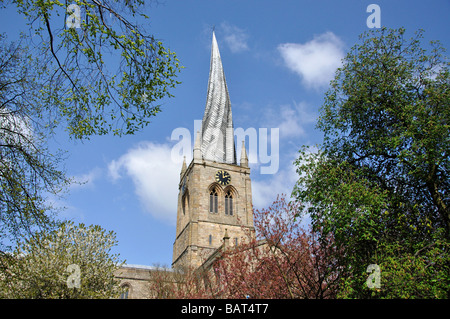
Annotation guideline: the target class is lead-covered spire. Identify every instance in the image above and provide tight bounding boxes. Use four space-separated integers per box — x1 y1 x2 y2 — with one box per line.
201 31 236 164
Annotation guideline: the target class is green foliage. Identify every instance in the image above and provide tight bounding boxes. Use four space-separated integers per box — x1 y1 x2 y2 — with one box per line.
10 0 182 139
319 27 449 236
293 28 449 298
0 221 124 298
0 35 70 253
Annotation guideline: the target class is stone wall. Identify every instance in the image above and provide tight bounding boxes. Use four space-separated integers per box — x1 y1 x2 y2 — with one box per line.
114 265 153 299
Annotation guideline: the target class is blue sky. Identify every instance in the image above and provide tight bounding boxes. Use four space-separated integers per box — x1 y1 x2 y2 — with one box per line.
1 0 449 267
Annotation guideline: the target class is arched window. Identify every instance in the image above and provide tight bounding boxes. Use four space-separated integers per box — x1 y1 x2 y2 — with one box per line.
225 191 233 215
209 188 218 213
120 284 131 299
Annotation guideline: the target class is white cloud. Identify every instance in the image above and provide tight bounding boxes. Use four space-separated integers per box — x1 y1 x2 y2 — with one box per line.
108 142 180 225
279 105 305 137
251 157 299 210
0 107 35 147
278 32 345 89
71 167 101 190
251 146 320 228
221 22 249 53
278 101 317 138
262 101 317 139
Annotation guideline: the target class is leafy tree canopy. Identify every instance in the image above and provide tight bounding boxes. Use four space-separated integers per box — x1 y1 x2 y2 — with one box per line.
3 0 182 139
0 35 70 253
293 28 449 298
0 221 124 298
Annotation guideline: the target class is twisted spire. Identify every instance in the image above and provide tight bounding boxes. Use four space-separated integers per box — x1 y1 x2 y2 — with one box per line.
201 32 236 164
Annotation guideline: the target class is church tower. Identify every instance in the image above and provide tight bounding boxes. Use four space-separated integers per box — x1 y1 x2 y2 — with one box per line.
172 32 254 271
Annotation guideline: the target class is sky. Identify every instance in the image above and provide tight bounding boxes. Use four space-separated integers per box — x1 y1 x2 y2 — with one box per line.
1 0 449 267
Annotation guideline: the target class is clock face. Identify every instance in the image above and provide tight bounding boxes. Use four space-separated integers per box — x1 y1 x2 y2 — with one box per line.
215 170 231 186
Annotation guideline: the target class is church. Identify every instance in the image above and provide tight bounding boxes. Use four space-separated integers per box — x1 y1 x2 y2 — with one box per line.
115 32 255 298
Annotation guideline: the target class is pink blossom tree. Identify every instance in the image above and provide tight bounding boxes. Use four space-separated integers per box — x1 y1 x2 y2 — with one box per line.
212 195 342 299
149 195 342 299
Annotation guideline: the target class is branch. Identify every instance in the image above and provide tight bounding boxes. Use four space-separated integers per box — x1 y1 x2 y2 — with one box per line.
43 10 79 93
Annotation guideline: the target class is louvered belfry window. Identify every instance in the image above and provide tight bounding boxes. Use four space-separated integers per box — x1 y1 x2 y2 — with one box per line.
225 191 233 215
210 189 218 213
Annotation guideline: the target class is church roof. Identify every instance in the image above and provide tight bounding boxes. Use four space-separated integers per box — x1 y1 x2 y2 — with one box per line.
200 31 236 164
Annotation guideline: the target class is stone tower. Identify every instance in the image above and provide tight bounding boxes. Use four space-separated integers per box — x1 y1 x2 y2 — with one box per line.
172 32 254 271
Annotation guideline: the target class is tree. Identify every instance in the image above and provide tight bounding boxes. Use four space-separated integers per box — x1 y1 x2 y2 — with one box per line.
0 35 70 256
5 0 182 139
0 221 124 298
212 195 341 299
293 28 449 298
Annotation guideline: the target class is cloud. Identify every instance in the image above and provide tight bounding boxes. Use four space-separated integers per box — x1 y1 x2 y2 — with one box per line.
0 107 35 147
277 101 317 138
262 101 317 139
71 168 101 190
278 32 345 89
251 155 299 210
221 22 249 53
251 146 320 228
108 142 180 225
